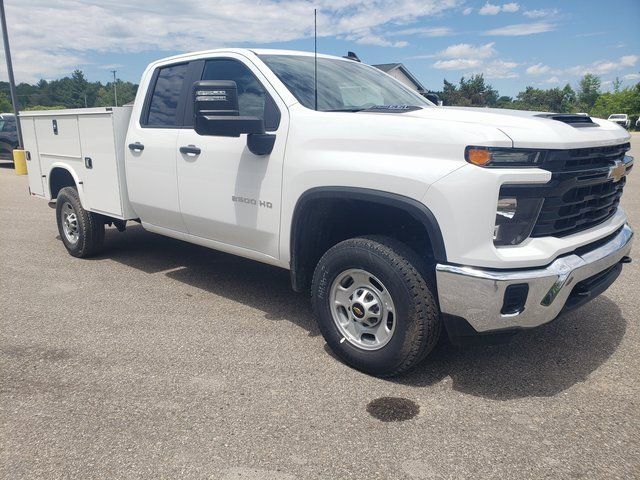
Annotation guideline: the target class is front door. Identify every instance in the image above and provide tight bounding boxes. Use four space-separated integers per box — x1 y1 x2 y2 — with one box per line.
176 55 288 259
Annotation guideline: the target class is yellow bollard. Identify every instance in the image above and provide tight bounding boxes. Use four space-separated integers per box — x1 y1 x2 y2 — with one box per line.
13 149 27 175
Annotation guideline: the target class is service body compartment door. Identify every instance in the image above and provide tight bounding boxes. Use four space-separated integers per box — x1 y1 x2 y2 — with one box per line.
34 115 84 190
19 116 45 196
78 114 122 216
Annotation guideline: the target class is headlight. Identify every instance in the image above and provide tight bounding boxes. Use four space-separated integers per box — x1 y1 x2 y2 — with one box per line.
466 147 545 167
493 196 543 246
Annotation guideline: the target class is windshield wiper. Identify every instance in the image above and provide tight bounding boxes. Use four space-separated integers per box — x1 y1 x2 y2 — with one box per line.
323 108 367 112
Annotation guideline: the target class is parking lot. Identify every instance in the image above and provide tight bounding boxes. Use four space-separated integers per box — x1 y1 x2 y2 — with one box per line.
1 134 639 479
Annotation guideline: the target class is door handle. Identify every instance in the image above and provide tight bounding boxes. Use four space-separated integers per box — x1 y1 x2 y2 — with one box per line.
128 142 144 152
180 145 201 155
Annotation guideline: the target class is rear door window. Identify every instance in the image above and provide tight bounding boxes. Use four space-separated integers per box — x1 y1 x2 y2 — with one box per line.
146 63 188 127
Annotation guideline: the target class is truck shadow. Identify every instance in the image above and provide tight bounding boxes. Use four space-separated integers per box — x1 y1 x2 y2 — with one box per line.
394 297 626 399
98 224 319 337
100 224 626 400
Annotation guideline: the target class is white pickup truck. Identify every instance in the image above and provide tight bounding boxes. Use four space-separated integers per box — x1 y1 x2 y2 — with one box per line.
21 49 634 376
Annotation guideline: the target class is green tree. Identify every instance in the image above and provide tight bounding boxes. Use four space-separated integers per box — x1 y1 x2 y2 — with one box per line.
0 91 12 112
440 75 498 107
590 83 640 119
577 74 601 112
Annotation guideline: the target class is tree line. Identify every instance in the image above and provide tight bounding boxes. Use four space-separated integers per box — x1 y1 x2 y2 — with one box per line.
0 69 638 129
0 70 137 112
434 73 640 128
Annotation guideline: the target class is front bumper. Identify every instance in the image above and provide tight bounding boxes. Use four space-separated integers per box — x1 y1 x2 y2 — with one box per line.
435 223 633 333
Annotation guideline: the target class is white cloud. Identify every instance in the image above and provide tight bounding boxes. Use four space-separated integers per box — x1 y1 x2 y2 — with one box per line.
484 60 519 78
0 0 463 82
429 41 516 77
623 73 640 81
436 42 496 59
526 63 551 75
544 76 560 84
566 55 639 76
462 7 473 15
478 2 519 15
502 3 520 13
433 58 483 70
344 31 408 47
484 22 556 36
479 2 502 15
390 26 453 37
523 8 559 18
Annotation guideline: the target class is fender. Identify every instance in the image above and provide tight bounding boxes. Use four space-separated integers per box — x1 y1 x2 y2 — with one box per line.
290 186 448 291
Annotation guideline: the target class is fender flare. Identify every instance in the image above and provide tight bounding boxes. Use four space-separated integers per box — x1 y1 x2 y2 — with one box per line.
47 162 87 208
290 186 448 290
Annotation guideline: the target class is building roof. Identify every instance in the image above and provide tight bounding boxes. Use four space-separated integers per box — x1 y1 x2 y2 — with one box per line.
372 63 427 93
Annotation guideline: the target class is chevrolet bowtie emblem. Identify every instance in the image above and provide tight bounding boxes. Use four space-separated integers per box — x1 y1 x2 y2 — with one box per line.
608 160 627 183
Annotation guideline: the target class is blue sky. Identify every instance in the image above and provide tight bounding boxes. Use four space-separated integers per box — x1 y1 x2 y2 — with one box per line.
1 0 639 96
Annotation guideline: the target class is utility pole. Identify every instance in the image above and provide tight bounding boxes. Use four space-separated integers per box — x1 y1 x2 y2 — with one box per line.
111 69 118 107
0 0 23 148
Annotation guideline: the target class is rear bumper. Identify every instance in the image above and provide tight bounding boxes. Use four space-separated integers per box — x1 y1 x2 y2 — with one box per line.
435 223 633 334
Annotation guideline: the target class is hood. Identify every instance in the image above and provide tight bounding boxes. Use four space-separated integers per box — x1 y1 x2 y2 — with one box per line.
369 106 631 150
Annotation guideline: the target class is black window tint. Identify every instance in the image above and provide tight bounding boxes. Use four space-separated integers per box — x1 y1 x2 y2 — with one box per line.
202 59 268 121
147 63 188 126
4 119 16 132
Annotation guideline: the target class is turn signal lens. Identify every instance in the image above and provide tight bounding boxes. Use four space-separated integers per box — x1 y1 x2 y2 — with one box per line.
465 147 545 167
466 148 492 166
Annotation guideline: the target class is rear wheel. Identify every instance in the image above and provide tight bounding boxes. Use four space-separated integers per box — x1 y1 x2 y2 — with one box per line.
311 236 441 377
56 186 105 258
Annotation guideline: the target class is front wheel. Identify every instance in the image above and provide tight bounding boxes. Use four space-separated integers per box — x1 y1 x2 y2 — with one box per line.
311 236 441 377
56 186 105 258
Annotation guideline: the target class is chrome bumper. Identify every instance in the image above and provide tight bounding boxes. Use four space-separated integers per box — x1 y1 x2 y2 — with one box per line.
435 224 633 333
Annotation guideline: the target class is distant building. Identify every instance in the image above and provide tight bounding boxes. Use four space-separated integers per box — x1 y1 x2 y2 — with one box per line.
372 63 427 95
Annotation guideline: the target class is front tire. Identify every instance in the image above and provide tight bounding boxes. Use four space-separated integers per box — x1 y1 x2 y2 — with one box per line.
56 186 105 258
311 236 441 377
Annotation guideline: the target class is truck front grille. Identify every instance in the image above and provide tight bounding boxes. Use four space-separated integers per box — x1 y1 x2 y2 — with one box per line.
500 143 633 239
531 143 632 238
531 177 626 237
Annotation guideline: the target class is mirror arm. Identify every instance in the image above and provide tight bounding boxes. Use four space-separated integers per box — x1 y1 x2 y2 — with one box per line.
247 133 276 156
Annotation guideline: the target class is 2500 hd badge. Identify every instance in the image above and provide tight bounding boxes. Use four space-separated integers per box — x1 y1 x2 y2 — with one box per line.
231 195 273 209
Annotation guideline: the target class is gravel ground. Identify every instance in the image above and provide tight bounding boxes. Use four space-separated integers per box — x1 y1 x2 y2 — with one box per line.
1 134 639 479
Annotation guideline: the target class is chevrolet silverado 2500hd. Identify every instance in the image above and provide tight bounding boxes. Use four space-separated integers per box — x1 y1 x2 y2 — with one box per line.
21 49 634 376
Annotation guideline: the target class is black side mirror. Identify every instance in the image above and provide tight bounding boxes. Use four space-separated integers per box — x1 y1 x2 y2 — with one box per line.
193 80 276 155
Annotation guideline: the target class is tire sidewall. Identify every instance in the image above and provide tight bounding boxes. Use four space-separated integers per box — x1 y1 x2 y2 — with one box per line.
313 243 422 375
56 188 87 257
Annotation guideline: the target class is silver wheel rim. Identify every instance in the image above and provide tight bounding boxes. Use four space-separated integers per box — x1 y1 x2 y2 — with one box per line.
329 268 396 351
61 202 79 244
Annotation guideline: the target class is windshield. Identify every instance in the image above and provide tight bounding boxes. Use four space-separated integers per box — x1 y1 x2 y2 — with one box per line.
609 114 626 119
259 54 430 112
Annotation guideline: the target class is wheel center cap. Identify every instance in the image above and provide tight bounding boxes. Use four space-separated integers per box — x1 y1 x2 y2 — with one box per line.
352 303 365 319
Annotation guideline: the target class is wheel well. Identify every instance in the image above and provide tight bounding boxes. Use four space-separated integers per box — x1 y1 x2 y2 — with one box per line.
49 168 76 199
290 188 446 292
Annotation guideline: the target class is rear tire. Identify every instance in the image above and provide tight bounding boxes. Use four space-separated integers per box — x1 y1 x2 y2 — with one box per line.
311 236 441 377
56 186 105 258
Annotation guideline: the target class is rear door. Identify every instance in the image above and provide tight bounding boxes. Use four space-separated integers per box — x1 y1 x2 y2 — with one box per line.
125 62 191 232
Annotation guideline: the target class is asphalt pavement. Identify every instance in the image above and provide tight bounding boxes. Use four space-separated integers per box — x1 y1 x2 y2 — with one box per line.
1 134 639 479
